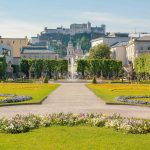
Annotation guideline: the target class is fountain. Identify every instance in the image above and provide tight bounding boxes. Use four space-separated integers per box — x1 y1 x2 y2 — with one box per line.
70 57 74 80
66 57 78 82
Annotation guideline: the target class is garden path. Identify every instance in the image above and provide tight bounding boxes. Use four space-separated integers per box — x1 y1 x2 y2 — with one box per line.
1 83 150 119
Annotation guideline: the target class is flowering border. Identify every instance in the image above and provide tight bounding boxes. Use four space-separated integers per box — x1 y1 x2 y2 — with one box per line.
0 113 150 134
0 94 32 103
115 96 150 105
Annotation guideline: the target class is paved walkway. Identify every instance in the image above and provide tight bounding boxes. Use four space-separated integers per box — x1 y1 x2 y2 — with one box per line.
1 83 150 119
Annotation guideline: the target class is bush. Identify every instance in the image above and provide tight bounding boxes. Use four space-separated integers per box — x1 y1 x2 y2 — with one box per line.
92 76 97 84
43 76 49 83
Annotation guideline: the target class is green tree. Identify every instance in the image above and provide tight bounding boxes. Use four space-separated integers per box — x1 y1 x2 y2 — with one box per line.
77 59 122 79
20 59 30 77
0 56 7 79
89 44 111 59
34 59 43 78
77 59 88 78
134 54 150 80
57 60 68 77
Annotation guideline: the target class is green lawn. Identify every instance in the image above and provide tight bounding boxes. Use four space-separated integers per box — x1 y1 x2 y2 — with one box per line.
0 126 149 150
87 84 150 105
0 83 59 105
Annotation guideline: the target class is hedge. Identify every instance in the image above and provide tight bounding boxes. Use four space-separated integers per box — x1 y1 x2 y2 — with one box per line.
135 54 150 80
77 59 122 78
20 59 68 78
0 56 6 79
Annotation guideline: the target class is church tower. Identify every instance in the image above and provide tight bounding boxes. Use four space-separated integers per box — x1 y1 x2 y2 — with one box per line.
67 40 75 64
75 42 83 55
67 40 74 56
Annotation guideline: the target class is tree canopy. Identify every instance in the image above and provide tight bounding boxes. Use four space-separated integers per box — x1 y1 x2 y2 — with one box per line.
88 44 111 59
77 59 122 78
0 56 6 79
20 59 68 79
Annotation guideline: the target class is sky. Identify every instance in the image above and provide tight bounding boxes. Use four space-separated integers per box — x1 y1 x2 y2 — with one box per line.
0 0 150 38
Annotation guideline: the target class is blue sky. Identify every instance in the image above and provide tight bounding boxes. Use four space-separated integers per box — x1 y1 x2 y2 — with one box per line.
0 0 150 38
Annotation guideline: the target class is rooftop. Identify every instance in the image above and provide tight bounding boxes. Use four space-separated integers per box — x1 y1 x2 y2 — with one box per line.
136 36 150 41
111 42 128 48
22 50 57 54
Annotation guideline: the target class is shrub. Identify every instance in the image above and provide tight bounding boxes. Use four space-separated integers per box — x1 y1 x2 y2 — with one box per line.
43 76 49 83
92 76 97 84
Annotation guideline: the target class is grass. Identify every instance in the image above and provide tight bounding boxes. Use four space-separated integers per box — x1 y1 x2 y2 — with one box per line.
0 83 59 105
0 126 149 150
87 84 150 105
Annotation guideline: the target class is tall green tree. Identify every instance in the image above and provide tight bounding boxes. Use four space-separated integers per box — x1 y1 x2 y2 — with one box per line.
77 59 88 78
89 44 111 59
0 56 6 79
77 59 122 79
20 59 30 77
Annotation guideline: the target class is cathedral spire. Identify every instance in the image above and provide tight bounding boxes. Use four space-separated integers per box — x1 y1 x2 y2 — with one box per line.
76 42 81 50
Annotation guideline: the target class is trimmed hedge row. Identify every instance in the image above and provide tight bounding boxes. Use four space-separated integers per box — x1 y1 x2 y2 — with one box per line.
135 54 150 80
0 56 6 79
20 59 68 78
77 59 122 78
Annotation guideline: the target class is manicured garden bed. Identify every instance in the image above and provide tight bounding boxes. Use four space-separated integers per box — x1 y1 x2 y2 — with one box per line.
0 113 150 149
87 84 150 106
0 126 149 150
0 113 150 150
0 83 59 105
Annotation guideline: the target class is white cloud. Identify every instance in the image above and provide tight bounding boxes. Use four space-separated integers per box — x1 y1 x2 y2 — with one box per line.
0 20 44 38
0 19 72 38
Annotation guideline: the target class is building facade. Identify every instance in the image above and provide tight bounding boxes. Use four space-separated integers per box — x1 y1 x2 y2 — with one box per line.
0 44 13 63
91 33 130 47
0 37 29 65
66 41 83 64
109 36 150 67
0 37 28 58
21 46 59 60
110 42 128 66
66 41 83 77
126 36 150 65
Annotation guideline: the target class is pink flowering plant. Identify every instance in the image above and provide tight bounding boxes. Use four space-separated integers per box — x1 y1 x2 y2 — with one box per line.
0 113 150 134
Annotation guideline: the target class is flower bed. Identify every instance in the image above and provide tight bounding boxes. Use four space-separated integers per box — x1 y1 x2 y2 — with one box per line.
0 113 150 134
115 96 150 105
0 94 32 103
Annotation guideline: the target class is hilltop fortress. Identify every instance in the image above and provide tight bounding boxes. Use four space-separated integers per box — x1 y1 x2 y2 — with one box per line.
43 22 106 35
32 22 106 44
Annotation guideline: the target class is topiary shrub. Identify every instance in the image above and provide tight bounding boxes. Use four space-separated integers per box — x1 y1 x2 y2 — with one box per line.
92 76 97 84
43 76 49 83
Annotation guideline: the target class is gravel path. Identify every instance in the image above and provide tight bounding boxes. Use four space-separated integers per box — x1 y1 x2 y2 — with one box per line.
1 83 150 119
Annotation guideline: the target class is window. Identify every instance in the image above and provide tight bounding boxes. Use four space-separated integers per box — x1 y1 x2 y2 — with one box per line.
148 47 150 50
140 46 143 50
2 49 11 56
